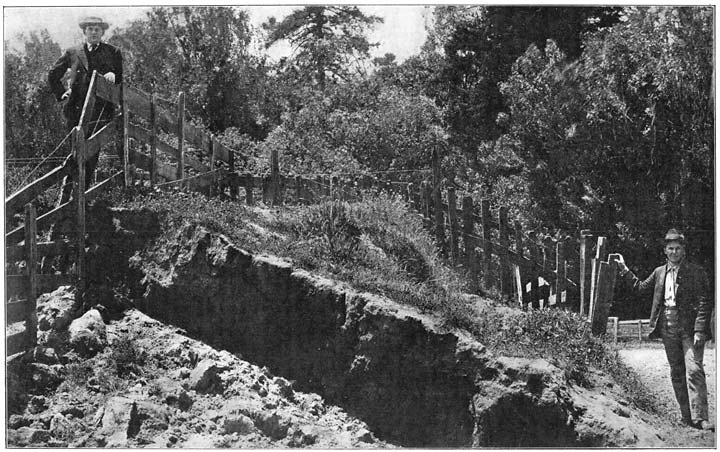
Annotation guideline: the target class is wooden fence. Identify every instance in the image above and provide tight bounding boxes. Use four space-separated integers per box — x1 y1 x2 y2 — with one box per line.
605 317 653 343
5 205 76 355
6 72 126 355
6 71 626 354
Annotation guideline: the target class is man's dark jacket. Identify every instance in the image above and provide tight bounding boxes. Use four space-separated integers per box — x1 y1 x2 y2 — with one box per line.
623 261 713 340
48 42 122 129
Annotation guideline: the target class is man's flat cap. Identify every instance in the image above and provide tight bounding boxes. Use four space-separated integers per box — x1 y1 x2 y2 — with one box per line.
665 228 685 243
79 16 109 30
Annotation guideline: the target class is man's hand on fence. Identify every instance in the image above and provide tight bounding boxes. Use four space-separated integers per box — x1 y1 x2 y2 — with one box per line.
694 332 706 347
61 89 72 101
616 254 629 275
103 72 116 84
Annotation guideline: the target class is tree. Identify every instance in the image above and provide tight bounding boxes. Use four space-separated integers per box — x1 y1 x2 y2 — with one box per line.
264 79 450 185
496 6 713 272
110 7 268 137
5 31 66 162
437 7 622 156
263 6 382 90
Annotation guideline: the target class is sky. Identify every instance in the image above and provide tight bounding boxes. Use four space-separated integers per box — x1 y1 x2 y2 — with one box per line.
3 5 431 62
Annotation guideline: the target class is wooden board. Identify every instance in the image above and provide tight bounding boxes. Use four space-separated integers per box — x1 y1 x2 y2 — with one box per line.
7 330 27 356
5 164 70 214
5 172 124 244
6 300 27 324
94 74 121 104
86 119 120 161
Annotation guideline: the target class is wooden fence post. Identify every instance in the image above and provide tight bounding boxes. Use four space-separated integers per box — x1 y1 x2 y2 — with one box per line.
245 174 254 205
481 199 493 289
499 207 511 297
226 145 237 199
422 181 433 228
556 239 567 306
123 88 131 187
332 176 339 201
589 236 607 320
529 232 540 308
514 221 524 307
176 92 185 186
579 230 592 316
432 148 445 252
271 148 281 205
74 127 86 306
149 93 157 186
209 134 217 197
296 176 304 204
590 253 620 335
447 187 459 264
24 204 38 348
461 196 478 287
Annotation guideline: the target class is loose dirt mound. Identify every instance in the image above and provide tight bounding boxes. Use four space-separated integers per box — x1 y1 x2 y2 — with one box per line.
619 342 716 447
7 304 388 448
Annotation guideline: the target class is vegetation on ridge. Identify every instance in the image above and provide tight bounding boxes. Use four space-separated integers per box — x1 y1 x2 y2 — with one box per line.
111 188 659 413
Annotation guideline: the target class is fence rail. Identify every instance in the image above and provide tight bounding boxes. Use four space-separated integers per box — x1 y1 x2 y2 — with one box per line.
5 205 77 355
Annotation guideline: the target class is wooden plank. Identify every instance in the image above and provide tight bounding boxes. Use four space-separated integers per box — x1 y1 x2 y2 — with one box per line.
589 236 607 320
123 86 151 120
130 150 176 181
78 71 98 133
556 240 566 305
514 221 525 306
214 141 231 165
86 119 119 162
447 187 459 264
7 330 27 356
24 204 38 348
123 85 131 187
183 121 211 152
177 92 185 184
498 207 511 296
6 275 26 299
579 230 591 316
184 153 210 174
75 127 86 303
461 197 477 283
128 123 180 160
6 165 70 215
528 232 540 308
5 273 71 301
150 94 157 186
94 74 121 104
5 169 123 249
6 300 27 324
481 199 492 288
269 149 280 206
185 172 214 192
431 149 445 252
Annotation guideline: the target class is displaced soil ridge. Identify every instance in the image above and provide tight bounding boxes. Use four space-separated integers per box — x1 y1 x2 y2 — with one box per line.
128 217 664 447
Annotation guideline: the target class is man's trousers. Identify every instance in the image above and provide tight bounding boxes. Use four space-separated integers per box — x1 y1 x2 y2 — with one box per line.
661 307 709 423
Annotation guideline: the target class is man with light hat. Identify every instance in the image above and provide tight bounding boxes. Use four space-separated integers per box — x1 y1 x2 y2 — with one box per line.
617 229 714 431
48 15 123 203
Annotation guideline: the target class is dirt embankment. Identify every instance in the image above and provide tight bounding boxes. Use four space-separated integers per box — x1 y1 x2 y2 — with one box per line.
6 206 676 447
130 215 666 447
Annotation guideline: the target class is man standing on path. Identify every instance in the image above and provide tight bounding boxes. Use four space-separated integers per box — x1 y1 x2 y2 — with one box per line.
48 16 123 204
617 229 714 431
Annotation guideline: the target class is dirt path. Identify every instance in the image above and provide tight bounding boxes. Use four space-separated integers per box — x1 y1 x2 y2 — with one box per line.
618 341 716 447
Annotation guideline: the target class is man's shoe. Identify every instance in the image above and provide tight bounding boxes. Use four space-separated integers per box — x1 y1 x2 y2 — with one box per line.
681 417 694 427
696 420 715 431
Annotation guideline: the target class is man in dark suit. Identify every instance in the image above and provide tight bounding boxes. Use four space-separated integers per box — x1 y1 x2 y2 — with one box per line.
48 16 123 204
618 229 714 431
